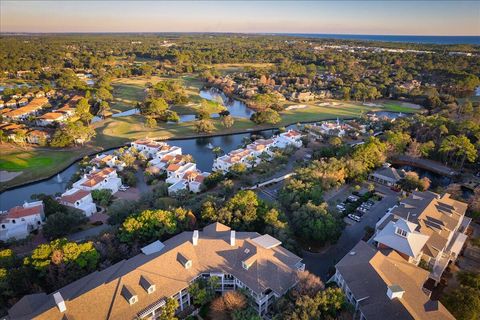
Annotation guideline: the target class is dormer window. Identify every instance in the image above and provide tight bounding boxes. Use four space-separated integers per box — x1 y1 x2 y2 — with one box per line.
121 285 138 305
395 227 408 238
139 275 156 294
177 253 192 269
242 261 250 270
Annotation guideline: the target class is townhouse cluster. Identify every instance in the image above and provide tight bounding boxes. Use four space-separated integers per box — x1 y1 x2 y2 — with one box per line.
331 191 469 319
305 118 367 139
132 138 209 195
8 222 305 319
0 93 82 145
212 129 303 173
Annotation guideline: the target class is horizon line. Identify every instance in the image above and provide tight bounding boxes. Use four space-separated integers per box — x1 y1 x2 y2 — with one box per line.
1 31 479 37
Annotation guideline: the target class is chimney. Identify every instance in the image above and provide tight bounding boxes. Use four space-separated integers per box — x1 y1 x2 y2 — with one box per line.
387 285 405 300
230 230 236 246
192 230 199 246
53 292 66 312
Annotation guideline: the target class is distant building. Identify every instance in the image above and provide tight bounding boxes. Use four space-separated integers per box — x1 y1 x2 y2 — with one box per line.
369 163 404 187
26 129 50 144
0 201 44 241
332 241 454 320
131 138 168 158
3 97 49 121
36 112 68 126
9 223 304 319
90 154 125 171
213 130 302 173
373 191 470 283
58 188 96 217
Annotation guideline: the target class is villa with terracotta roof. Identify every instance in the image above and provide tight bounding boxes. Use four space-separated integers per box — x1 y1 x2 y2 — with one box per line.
17 97 29 106
36 112 68 126
373 191 470 283
8 222 304 319
3 97 49 120
90 153 126 171
332 241 454 320
0 201 45 241
131 138 168 158
72 167 122 194
26 129 51 144
58 188 97 216
5 99 17 108
213 130 303 173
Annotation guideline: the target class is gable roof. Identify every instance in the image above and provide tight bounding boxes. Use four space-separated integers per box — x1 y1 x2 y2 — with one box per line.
336 241 454 320
9 223 302 320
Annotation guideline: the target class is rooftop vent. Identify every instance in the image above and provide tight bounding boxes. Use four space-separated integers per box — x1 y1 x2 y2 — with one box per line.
139 275 156 294
230 230 236 246
387 284 405 300
53 292 66 313
349 251 356 256
192 230 199 246
121 285 138 305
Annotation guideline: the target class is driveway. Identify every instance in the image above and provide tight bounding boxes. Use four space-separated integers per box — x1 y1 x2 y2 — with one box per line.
303 183 399 280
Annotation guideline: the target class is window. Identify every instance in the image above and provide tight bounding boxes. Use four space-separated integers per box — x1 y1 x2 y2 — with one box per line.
395 228 408 237
12 219 15 224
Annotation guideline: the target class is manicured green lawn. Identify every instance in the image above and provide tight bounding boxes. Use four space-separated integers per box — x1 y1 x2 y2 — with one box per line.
112 83 146 102
0 147 90 191
380 102 421 113
171 100 226 115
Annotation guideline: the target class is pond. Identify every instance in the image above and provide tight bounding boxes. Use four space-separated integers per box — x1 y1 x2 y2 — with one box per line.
91 88 253 124
367 111 407 119
392 164 452 189
0 128 282 210
200 88 255 119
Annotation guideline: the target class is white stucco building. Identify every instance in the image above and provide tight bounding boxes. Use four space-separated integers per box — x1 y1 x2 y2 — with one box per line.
0 201 45 241
58 188 97 217
73 167 122 194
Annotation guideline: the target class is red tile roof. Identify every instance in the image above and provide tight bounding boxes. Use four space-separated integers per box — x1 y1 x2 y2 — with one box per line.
5 204 43 219
60 189 91 204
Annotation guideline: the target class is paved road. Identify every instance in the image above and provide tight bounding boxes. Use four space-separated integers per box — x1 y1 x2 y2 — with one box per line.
67 224 112 242
302 184 399 280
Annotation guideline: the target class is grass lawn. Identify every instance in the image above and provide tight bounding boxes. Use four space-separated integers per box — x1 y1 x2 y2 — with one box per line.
0 146 93 191
171 99 226 115
212 63 273 73
380 101 422 113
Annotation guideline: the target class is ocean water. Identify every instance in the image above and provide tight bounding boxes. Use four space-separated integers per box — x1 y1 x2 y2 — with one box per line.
280 33 480 45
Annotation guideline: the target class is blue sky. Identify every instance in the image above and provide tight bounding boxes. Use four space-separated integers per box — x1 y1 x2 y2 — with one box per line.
1 1 479 35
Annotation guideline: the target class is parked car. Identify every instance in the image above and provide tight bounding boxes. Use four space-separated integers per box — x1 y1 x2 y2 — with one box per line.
348 214 361 222
347 195 360 202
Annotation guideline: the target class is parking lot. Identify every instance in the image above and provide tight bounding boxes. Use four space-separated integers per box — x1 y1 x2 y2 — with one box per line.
303 183 400 280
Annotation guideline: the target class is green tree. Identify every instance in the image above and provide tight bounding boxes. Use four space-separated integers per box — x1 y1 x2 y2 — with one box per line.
221 115 235 128
91 189 113 207
250 108 281 124
76 98 93 124
98 100 111 117
43 211 88 240
142 98 168 117
158 298 179 320
96 87 113 101
194 119 216 133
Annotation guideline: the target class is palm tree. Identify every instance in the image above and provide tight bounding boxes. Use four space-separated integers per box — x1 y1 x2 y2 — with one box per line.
212 146 223 159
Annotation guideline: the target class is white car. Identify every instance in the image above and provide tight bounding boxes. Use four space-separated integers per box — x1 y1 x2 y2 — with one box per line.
348 214 361 222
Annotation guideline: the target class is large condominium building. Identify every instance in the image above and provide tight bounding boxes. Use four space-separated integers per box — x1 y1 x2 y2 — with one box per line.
8 223 304 320
332 241 454 320
0 201 45 241
373 191 470 283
